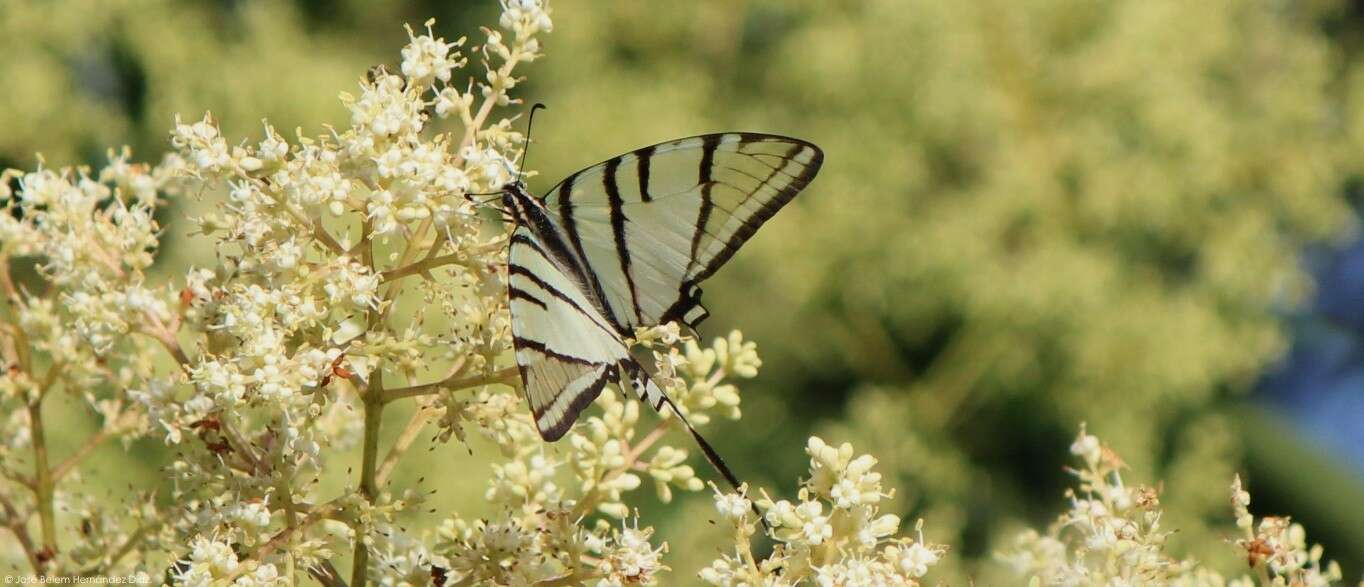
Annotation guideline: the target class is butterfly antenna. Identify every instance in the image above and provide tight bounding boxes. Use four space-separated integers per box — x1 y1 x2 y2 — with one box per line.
462 191 504 210
517 103 547 182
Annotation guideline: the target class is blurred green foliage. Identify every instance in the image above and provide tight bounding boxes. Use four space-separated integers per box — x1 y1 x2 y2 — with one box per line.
4 0 1363 582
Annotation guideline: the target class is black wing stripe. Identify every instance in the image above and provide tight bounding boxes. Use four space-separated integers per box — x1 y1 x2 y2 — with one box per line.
673 185 787 256
511 215 595 304
765 143 811 183
635 145 656 202
510 231 552 260
734 146 815 182
717 165 796 193
508 287 549 310
537 364 616 441
541 133 812 202
694 143 823 281
742 159 807 180
559 173 627 333
513 336 600 366
689 134 721 272
510 234 613 319
724 155 807 181
673 144 823 282
658 283 707 329
621 360 664 410
511 232 615 331
604 158 643 323
736 132 764 148
745 150 811 165
507 265 619 338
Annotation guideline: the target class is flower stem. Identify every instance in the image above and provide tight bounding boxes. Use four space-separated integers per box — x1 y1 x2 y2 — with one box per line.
28 400 56 567
52 412 135 482
277 472 299 583
374 402 436 488
226 502 343 584
0 492 41 571
379 253 462 283
573 422 670 519
80 521 152 576
352 216 383 587
351 376 384 587
380 366 518 403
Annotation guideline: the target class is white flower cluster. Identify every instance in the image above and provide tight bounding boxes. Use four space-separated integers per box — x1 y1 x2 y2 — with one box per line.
652 329 758 425
1000 426 1348 587
1 4 569 583
427 326 759 585
433 515 668 586
701 437 947 586
0 147 178 574
1230 475 1344 587
175 534 286 586
156 9 560 584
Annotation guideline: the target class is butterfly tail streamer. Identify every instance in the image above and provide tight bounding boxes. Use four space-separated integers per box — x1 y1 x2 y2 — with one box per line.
622 359 770 529
622 360 741 488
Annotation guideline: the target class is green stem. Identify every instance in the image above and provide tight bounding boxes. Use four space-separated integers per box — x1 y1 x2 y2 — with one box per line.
378 236 508 285
349 212 378 587
28 400 56 565
534 571 603 586
276 471 299 583
379 253 461 284
350 379 383 587
80 522 151 576
352 214 382 587
0 488 41 571
359 388 384 500
374 403 435 488
310 561 349 587
380 366 518 404
53 412 134 482
572 422 669 520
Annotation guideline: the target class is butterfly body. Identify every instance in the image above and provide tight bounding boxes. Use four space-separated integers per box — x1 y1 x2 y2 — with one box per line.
502 132 823 487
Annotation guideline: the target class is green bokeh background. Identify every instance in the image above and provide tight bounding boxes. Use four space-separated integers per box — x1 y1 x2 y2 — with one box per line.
4 0 1364 582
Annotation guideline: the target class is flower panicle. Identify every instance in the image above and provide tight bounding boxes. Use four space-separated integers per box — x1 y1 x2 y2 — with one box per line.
701 437 946 586
1000 426 1348 586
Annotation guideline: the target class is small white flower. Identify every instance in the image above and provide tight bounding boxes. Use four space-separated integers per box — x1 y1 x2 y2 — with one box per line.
401 19 464 90
233 500 273 528
714 492 752 521
598 524 665 585
1070 428 1101 465
798 501 832 545
831 477 862 509
898 542 939 578
765 499 797 528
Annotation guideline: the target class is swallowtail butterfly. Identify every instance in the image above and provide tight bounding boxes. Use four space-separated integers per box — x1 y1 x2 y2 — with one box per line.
499 120 823 490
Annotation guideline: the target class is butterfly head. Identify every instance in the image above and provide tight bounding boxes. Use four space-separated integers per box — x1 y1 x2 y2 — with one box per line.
499 181 521 211
499 180 542 223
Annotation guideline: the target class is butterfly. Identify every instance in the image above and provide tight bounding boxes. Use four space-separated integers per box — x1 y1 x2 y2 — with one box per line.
499 119 823 490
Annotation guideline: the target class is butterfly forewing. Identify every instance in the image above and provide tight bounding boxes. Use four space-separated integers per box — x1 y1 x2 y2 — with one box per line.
544 133 824 333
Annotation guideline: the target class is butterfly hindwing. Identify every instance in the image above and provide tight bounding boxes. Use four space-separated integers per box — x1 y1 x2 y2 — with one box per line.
508 226 630 440
544 133 824 333
508 228 714 447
